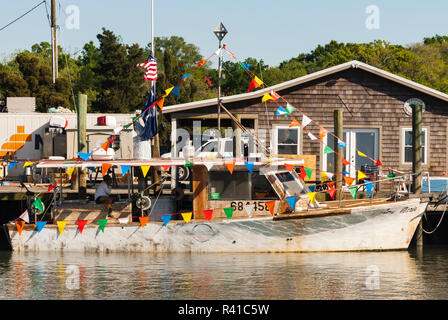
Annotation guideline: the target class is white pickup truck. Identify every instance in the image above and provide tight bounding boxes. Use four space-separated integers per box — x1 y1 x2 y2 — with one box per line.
161 137 265 180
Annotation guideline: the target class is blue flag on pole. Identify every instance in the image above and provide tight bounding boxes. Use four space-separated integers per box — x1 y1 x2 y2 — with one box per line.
139 84 158 141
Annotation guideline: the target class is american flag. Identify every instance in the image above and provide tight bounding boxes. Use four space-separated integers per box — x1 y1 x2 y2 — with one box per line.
136 54 158 81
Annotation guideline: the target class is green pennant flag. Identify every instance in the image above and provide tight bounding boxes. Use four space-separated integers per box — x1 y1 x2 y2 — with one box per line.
324 146 334 154
97 219 108 233
304 168 313 179
285 103 295 116
32 198 44 213
348 186 358 199
386 173 396 178
185 159 194 167
223 207 234 219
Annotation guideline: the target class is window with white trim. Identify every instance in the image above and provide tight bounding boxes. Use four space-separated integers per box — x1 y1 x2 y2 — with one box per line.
402 128 427 164
274 126 300 155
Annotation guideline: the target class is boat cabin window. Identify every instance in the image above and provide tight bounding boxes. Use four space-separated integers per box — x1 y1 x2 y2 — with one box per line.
274 171 306 196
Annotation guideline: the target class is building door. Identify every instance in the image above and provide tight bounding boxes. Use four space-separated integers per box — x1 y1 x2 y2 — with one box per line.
323 129 378 178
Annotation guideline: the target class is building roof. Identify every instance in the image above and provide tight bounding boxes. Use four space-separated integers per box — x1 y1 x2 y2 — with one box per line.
163 60 448 114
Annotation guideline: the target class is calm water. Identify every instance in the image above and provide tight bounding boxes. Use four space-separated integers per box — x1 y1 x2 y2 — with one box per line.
0 246 447 300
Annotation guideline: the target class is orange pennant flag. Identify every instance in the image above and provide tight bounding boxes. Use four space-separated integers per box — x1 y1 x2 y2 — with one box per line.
225 160 236 174
100 140 109 151
139 216 149 228
344 176 355 186
326 181 335 189
15 220 25 235
265 200 276 216
342 158 350 166
284 163 295 172
197 59 207 67
157 97 165 111
327 187 336 200
289 118 301 127
102 163 112 176
320 127 328 140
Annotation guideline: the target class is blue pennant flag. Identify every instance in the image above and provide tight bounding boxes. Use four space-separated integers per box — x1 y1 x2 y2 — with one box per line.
7 162 18 171
286 196 296 211
181 73 190 80
36 221 47 233
87 167 96 172
120 165 131 176
365 180 374 197
341 171 350 175
161 214 171 227
243 63 250 71
308 185 316 192
244 162 254 173
275 107 287 115
138 84 158 141
337 139 346 148
77 152 92 161
172 86 179 96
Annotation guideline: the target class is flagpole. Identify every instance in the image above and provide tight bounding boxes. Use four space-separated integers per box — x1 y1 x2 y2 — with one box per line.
150 0 161 193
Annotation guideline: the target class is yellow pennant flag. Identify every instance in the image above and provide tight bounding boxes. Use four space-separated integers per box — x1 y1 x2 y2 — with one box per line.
181 212 192 223
66 166 75 178
141 165 151 178
164 87 174 97
307 192 316 204
321 171 328 183
358 170 367 180
57 221 67 235
254 76 263 86
23 161 35 168
261 93 273 103
357 150 367 157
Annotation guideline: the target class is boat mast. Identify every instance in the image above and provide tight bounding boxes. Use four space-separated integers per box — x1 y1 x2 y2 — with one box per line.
51 0 58 83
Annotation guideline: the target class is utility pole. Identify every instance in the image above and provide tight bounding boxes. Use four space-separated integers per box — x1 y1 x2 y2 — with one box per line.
51 0 58 83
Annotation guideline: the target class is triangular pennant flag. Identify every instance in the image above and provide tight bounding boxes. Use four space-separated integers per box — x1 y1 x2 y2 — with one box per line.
77 220 87 233
47 182 58 192
337 139 346 148
15 220 25 235
223 207 234 219
23 161 35 168
254 76 263 86
141 165 151 178
375 158 383 166
197 59 207 67
285 103 295 115
77 152 92 161
36 221 47 233
161 165 171 171
324 146 334 154
139 216 149 228
326 181 335 189
247 76 263 92
348 186 358 199
308 185 316 192
244 204 255 218
172 86 179 96
270 91 280 101
204 163 214 171
181 73 190 80
344 176 355 186
325 172 334 180
307 192 316 204
225 160 236 174
320 127 328 140
299 167 307 180
181 212 192 223
327 187 336 200
100 140 109 151
284 163 294 172
365 180 374 197
321 171 328 183
289 118 301 127
302 115 312 127
164 86 174 96
97 219 107 233
265 200 276 216
387 173 396 178
357 150 367 157
120 165 131 176
203 209 213 221
244 161 254 173
185 159 194 167
261 93 273 103
102 163 112 177
305 168 313 179
57 221 67 235
7 162 18 171
32 198 44 213
358 170 367 180
156 97 165 111
342 158 350 166
286 196 296 211
275 106 287 115
307 132 318 140
19 210 29 223
341 171 350 175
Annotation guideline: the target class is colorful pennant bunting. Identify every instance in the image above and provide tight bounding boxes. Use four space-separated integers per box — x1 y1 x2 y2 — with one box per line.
102 163 112 176
357 150 367 157
244 161 254 173
262 93 273 103
224 207 234 219
324 146 333 154
36 221 47 233
302 115 312 127
320 127 328 140
225 160 236 174
100 140 109 151
77 220 87 234
203 209 213 221
141 165 151 178
247 76 263 92
7 162 18 170
344 176 355 186
266 200 276 216
182 212 192 223
358 170 367 180
284 163 295 172
285 103 295 115
365 181 374 197
327 187 336 200
289 118 301 127
275 106 287 115
15 220 25 235
139 216 149 228
337 139 346 148
77 152 92 161
98 219 107 233
161 214 171 227
348 186 358 199
185 159 194 167
307 132 318 140
286 196 296 211
33 198 44 213
307 192 316 204
375 158 383 166
305 168 313 179
308 185 316 192
244 204 255 218
121 165 131 176
19 210 29 223
57 221 67 235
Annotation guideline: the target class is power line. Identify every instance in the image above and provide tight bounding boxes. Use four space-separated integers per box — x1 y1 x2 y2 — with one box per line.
0 1 46 32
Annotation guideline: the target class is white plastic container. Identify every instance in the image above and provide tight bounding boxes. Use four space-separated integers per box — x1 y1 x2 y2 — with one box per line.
49 116 68 128
91 147 116 160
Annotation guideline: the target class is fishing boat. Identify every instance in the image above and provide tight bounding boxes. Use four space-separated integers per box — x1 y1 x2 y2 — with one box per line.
3 157 428 253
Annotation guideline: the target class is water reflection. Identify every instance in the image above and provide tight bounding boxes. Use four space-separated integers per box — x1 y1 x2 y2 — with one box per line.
0 247 447 300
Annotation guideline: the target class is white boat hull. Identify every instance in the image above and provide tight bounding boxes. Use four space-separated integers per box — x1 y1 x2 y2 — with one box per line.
8 199 427 253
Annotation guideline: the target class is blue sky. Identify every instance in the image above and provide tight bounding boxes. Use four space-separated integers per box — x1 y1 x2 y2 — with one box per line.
1 0 448 66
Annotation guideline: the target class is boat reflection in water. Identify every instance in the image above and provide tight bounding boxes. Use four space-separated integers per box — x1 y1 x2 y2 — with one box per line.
1 247 447 300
